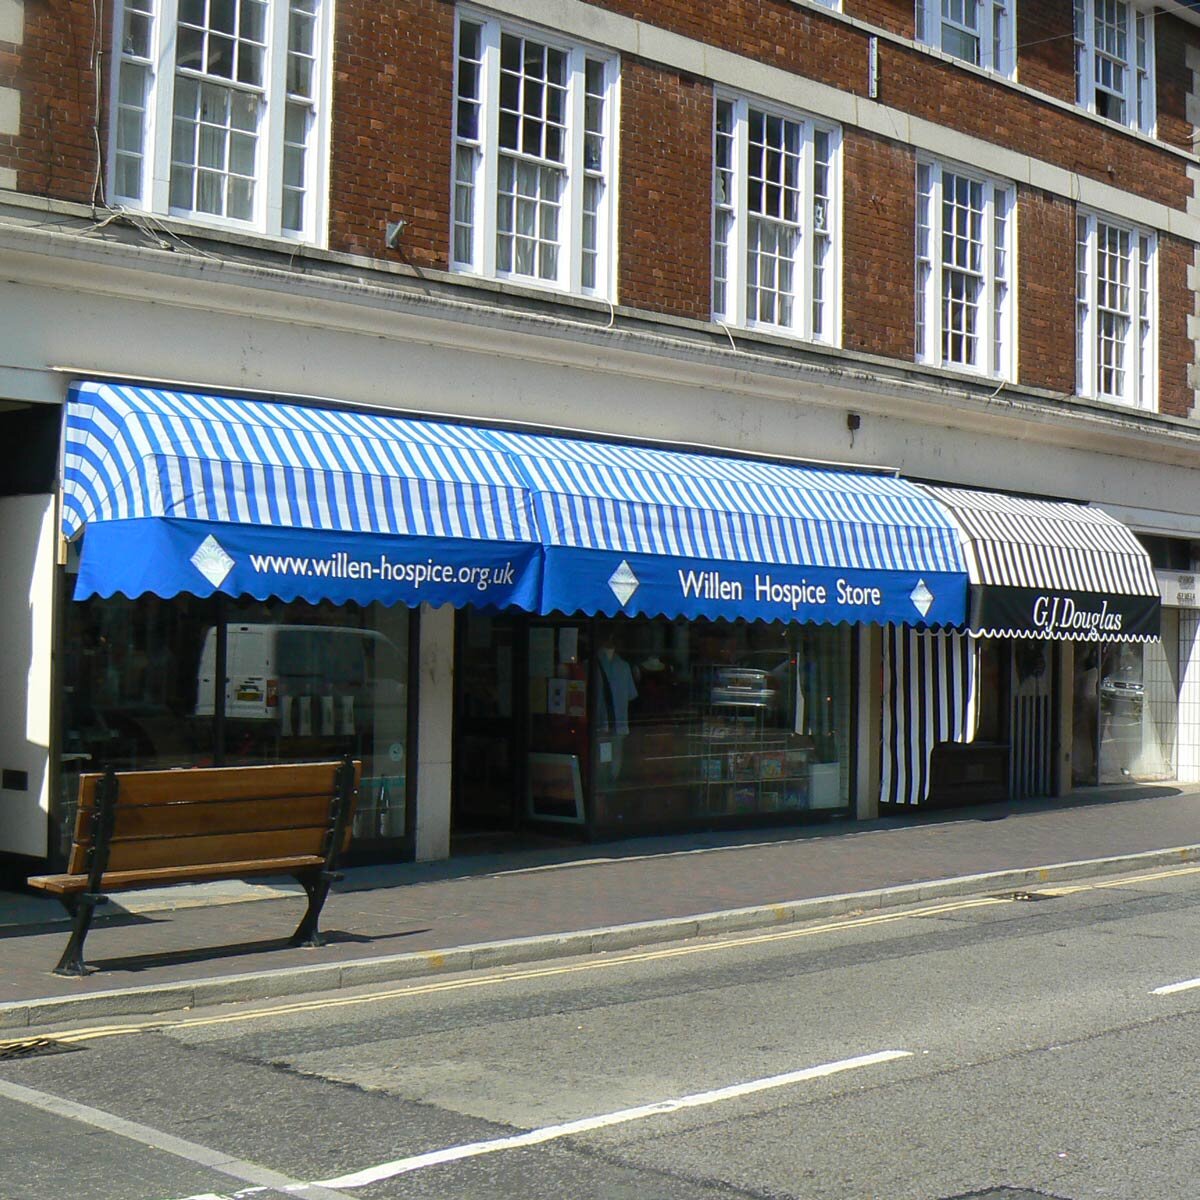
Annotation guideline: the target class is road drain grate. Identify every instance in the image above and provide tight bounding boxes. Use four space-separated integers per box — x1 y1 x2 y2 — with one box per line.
938 1190 1075 1199
0 1036 83 1061
1009 890 1056 902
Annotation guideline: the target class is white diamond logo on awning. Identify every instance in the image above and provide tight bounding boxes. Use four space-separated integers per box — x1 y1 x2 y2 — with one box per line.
191 535 235 588
608 560 640 606
910 579 934 618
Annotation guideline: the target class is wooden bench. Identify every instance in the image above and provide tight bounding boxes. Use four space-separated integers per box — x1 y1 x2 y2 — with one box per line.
28 757 360 977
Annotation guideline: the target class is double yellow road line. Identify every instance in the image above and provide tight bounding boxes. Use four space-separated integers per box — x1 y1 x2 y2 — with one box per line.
9 862 1200 1049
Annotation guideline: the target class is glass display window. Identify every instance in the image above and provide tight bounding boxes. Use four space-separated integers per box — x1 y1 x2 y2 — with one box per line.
585 616 852 832
57 572 412 864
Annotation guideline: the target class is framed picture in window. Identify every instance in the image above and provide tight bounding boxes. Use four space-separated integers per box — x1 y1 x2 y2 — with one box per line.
526 752 585 824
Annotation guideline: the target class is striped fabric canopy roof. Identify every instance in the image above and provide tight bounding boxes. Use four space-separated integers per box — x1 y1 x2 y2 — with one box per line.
62 381 968 621
486 429 964 574
924 486 1157 594
63 382 541 545
64 381 965 574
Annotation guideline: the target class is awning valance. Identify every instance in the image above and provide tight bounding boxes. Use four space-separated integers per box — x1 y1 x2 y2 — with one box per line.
923 485 1161 641
63 381 968 625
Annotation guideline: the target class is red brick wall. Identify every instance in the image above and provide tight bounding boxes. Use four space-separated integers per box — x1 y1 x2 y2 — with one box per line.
1014 0 1074 104
327 0 454 267
2 0 104 202
1016 190 1076 395
1156 14 1195 155
841 132 915 361
6 1 1195 237
1159 234 1193 418
591 0 1193 209
2 0 1196 419
618 61 711 318
845 0 911 39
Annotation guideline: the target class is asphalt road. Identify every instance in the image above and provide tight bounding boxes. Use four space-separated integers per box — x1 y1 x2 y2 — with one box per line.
6 865 1200 1200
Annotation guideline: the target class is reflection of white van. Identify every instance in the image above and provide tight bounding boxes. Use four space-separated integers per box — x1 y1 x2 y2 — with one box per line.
195 624 406 735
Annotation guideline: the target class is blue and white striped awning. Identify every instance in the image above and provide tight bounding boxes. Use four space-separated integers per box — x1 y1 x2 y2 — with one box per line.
62 381 968 624
483 429 967 622
64 381 545 609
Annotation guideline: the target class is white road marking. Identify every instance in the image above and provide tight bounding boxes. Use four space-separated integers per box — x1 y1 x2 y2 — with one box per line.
1152 977 1200 995
0 1077 356 1200
312 1049 912 1189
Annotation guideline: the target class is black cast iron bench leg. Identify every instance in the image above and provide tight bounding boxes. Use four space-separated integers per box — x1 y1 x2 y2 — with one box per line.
291 756 355 948
289 871 342 948
53 892 108 977
53 766 118 977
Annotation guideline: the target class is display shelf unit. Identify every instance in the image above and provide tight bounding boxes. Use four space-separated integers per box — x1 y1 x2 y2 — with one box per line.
689 694 813 817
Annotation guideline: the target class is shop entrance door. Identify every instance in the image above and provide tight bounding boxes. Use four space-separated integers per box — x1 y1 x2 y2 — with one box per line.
1011 640 1053 798
452 611 523 832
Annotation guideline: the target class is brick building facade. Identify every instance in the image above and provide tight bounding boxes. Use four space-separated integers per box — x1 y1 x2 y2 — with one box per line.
0 0 1198 873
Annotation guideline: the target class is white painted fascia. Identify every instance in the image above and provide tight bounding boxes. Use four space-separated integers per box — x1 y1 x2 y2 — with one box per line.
1161 0 1200 28
4 217 1200 473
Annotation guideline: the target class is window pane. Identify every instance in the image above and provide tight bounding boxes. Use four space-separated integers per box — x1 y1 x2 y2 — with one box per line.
228 174 254 220
242 0 268 43
230 132 255 176
115 155 142 199
179 0 205 28
238 42 264 86
177 25 204 71
210 0 237 36
119 61 149 107
124 11 152 58
287 52 312 96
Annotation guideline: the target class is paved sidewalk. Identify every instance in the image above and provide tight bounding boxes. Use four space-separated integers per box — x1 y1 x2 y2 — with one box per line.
3 782 1200 1030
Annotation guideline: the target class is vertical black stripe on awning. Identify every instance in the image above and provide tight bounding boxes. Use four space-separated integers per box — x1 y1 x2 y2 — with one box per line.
881 628 979 806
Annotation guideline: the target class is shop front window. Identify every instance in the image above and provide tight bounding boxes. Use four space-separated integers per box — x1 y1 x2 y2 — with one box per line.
582 617 852 831
1098 639 1174 783
1073 635 1176 787
58 581 411 862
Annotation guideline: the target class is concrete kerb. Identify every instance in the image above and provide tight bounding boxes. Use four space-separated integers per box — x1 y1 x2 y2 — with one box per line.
3 844 1199 1032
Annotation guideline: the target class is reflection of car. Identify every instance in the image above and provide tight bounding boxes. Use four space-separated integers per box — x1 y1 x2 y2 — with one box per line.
708 652 796 720
709 666 775 709
195 624 406 734
1100 675 1144 707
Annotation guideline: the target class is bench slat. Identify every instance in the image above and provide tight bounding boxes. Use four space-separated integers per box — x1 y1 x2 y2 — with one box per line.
89 827 331 873
66 802 356 875
28 855 326 895
74 762 346 810
104 794 335 842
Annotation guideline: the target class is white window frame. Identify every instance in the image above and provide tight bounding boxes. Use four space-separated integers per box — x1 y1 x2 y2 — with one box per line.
1076 210 1156 410
712 92 841 345
1073 0 1155 133
915 159 1014 380
107 0 332 243
451 10 618 299
915 0 1014 76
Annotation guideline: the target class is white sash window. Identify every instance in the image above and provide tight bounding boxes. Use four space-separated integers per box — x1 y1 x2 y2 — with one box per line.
110 0 329 241
713 95 840 344
1073 0 1155 132
1076 211 1156 409
916 0 1014 76
453 12 617 298
916 161 1014 379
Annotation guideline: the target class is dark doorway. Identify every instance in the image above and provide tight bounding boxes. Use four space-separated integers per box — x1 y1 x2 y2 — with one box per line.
452 611 524 834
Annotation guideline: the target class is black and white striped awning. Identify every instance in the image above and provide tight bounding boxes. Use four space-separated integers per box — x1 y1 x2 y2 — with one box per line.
922 487 1161 642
